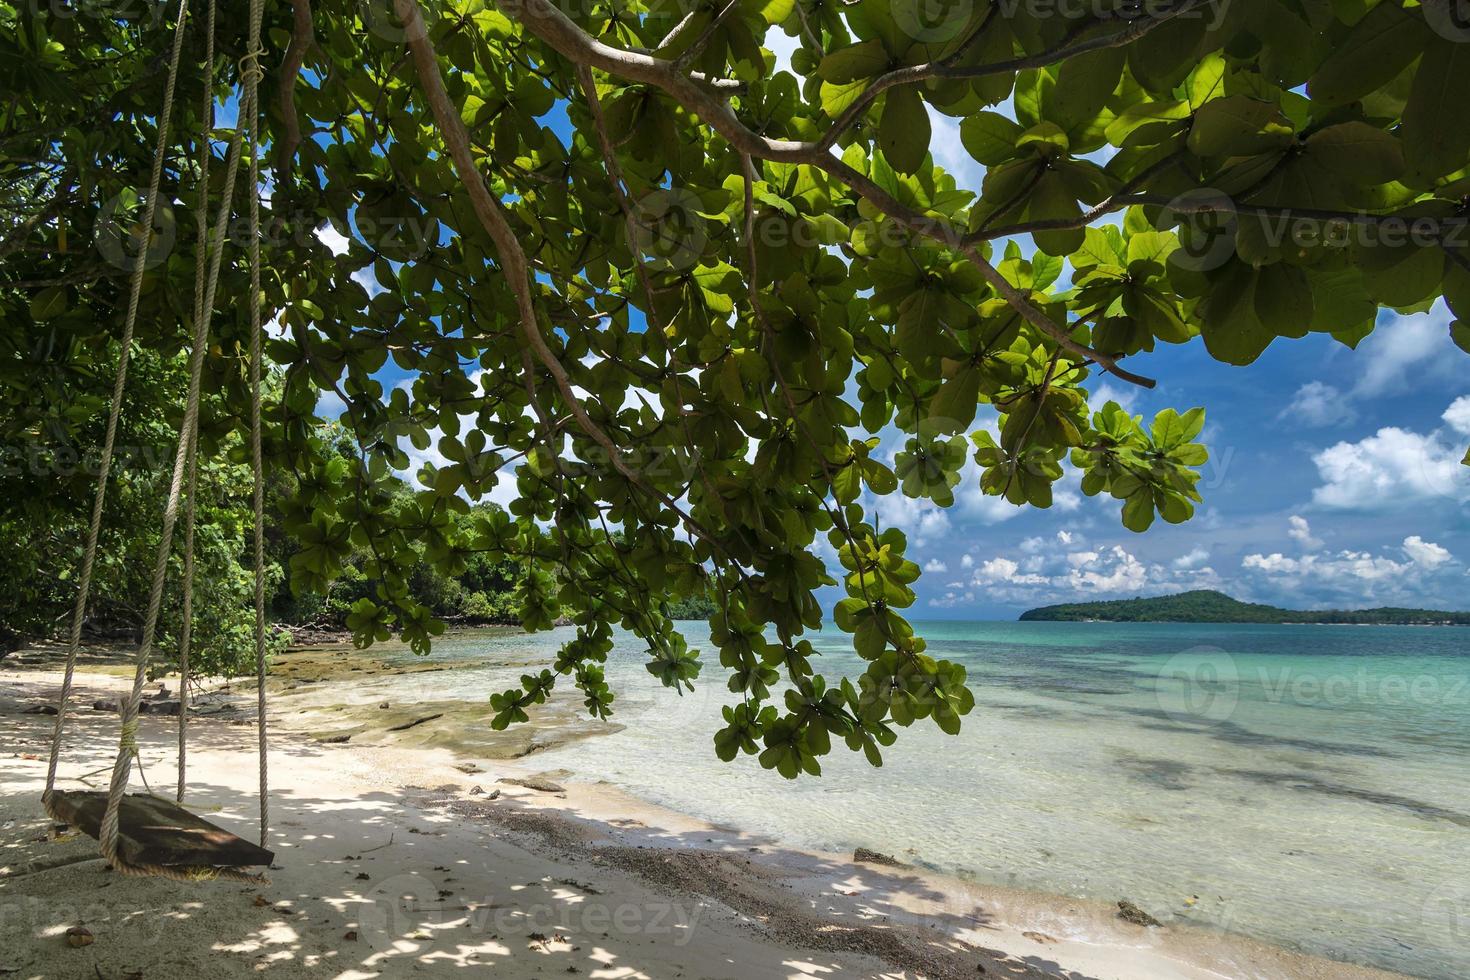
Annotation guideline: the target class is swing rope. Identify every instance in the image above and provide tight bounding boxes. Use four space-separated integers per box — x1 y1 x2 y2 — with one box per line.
44 0 274 885
177 0 215 805
242 0 271 850
42 0 193 810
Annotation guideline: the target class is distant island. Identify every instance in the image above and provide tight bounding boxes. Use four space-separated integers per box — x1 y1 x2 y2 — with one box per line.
1019 590 1470 625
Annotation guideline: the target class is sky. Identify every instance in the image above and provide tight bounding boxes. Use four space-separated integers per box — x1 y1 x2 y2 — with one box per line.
313 32 1470 621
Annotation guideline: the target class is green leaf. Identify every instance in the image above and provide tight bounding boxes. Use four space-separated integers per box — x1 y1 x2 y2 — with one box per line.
28 286 67 321
879 85 930 175
1401 41 1470 187
1307 4 1432 108
959 112 1022 166
1187 96 1293 157
1305 122 1403 185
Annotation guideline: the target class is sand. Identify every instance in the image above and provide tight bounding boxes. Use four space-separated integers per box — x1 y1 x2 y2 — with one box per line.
0 657 1407 980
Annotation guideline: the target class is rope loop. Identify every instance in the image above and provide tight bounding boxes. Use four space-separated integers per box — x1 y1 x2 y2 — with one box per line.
238 45 266 83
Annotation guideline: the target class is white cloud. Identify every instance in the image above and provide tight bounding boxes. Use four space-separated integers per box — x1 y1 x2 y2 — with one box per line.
1088 382 1141 417
1287 515 1322 549
1403 535 1452 569
960 554 975 570
1282 381 1356 428
923 559 949 574
925 105 980 187
763 26 801 74
316 223 350 256
870 491 952 548
1311 415 1470 510
1352 310 1460 397
975 557 1019 582
352 266 386 297
1242 536 1458 601
1065 545 1148 593
315 389 346 420
1173 546 1210 569
1444 395 1470 437
1243 552 1302 574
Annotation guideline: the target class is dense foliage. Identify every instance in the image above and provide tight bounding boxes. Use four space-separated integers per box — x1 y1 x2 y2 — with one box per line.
2 0 1468 774
1020 589 1470 624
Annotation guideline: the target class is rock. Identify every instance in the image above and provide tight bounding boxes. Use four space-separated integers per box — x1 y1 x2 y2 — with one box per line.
343 930 358 942
22 704 58 715
138 700 181 716
316 733 352 744
64 926 94 948
853 848 906 868
378 701 390 709
469 785 483 795
454 762 484 774
497 776 565 794
1117 899 1161 927
92 700 118 712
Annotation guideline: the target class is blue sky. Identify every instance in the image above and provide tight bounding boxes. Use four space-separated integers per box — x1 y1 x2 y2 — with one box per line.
311 37 1470 620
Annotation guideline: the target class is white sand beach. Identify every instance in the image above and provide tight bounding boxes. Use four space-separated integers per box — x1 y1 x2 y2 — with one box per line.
1 655 1405 980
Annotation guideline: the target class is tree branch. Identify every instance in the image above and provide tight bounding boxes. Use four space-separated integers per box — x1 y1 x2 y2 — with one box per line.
395 0 733 554
500 0 1156 388
274 0 315 180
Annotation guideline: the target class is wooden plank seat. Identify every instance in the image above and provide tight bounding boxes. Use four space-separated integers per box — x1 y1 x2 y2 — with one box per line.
48 790 274 869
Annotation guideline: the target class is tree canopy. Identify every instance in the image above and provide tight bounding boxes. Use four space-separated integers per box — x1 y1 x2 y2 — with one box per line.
3 0 1469 776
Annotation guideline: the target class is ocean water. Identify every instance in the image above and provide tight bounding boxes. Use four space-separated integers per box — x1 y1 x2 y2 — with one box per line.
369 621 1470 978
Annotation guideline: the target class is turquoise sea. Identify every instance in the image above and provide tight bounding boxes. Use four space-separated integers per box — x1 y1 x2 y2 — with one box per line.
372 621 1470 978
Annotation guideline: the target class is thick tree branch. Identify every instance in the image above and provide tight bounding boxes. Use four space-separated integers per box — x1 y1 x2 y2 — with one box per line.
274 0 315 179
394 0 732 553
817 0 1211 153
500 0 1156 388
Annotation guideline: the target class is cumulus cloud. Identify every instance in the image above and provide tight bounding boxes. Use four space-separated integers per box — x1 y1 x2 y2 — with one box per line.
869 491 952 548
1287 515 1323 549
316 223 351 256
1403 535 1452 569
1444 395 1470 437
1241 536 1458 603
1311 405 1470 509
923 559 949 574
1281 381 1356 428
1173 546 1211 569
949 543 1162 606
1352 311 1461 397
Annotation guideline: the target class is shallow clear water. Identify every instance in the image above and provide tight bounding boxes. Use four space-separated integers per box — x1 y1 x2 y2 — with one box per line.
374 621 1470 978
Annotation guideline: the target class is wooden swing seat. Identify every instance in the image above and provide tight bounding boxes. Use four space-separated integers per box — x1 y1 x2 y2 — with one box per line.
48 790 274 869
